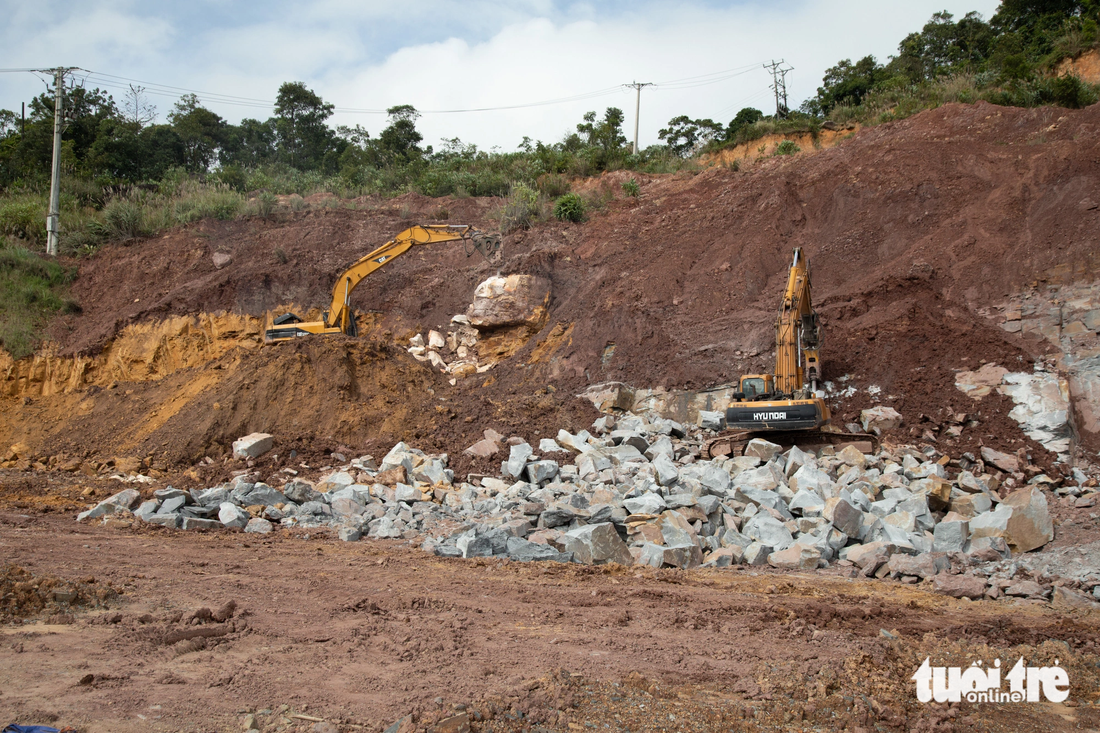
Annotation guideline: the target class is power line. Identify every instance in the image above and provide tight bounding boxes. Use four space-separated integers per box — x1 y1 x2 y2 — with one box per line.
654 62 762 86
48 62 770 116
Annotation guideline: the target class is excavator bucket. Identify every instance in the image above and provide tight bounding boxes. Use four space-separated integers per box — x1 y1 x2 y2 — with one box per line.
468 232 502 263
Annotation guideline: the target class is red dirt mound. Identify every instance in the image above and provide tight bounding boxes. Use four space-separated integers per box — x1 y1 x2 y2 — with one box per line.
7 101 1099 465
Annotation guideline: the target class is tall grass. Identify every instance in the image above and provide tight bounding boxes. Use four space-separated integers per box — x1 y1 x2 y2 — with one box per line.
0 196 46 245
0 244 79 359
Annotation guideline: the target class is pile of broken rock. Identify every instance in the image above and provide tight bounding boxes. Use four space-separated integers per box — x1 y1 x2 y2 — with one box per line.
76 413 1100 606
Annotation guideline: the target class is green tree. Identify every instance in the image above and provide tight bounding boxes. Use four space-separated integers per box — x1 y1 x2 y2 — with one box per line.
166 94 226 172
274 82 335 170
377 104 423 165
658 115 724 157
576 107 627 152
220 118 277 168
88 119 185 181
806 56 883 115
726 108 764 140
887 11 994 83
168 94 227 173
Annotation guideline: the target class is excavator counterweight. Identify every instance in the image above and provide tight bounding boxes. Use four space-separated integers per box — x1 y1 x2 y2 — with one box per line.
264 224 500 343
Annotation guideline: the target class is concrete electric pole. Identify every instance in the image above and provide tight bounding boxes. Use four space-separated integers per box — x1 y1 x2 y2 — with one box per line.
45 67 75 257
625 81 654 155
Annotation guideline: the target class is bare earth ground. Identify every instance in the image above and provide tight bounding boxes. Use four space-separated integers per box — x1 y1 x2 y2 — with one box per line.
2 507 1099 733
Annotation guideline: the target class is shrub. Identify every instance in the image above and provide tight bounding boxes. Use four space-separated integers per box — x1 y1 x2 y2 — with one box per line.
1046 74 1098 108
215 165 248 192
554 192 585 223
622 178 640 198
93 197 151 241
498 183 541 233
536 173 571 198
258 191 277 218
775 140 801 156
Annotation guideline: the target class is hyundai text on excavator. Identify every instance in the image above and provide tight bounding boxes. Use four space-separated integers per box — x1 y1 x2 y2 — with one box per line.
264 224 501 343
702 247 876 458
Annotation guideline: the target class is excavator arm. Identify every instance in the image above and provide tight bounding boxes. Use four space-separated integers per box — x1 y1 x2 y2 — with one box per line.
773 247 822 396
265 224 500 343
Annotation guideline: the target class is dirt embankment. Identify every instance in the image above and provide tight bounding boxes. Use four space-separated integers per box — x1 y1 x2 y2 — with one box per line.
703 125 861 169
2 101 1100 466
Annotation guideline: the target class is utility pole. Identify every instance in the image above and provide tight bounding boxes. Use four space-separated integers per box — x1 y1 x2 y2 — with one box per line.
45 67 72 257
625 81 654 155
763 60 792 118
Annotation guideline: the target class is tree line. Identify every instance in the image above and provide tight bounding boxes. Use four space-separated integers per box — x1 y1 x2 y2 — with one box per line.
0 0 1097 194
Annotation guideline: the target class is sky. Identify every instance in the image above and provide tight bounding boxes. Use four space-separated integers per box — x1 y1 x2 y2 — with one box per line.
1 0 1002 153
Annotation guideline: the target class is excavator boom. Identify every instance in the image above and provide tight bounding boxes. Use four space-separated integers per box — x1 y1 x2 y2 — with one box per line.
265 224 500 343
774 247 822 395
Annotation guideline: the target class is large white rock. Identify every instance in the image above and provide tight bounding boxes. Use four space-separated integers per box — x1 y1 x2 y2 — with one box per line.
503 442 533 478
556 429 593 452
968 486 1052 553
932 519 969 553
860 406 902 433
466 274 550 328
733 465 782 493
744 439 782 462
232 433 274 459
788 489 825 516
218 502 250 528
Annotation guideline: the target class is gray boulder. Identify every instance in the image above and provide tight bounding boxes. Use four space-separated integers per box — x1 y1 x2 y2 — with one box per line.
561 523 633 565
623 492 666 516
77 489 142 521
505 537 572 563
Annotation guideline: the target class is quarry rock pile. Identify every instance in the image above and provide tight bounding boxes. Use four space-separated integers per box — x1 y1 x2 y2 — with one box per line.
76 407 1100 605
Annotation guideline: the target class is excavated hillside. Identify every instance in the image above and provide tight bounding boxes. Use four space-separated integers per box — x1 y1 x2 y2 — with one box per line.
3 101 1100 471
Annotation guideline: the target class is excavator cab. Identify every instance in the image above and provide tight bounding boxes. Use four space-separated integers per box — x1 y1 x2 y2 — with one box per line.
733 374 773 402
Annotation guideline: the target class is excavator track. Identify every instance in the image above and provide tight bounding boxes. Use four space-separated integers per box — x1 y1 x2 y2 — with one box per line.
701 429 880 460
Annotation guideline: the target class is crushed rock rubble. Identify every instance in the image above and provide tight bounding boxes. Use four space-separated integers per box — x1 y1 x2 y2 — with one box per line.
76 412 1100 606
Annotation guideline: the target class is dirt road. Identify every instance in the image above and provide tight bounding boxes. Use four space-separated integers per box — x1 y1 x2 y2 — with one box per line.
2 513 1098 733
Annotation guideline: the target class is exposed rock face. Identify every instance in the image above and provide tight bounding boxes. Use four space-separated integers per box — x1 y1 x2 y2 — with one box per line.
466 275 550 329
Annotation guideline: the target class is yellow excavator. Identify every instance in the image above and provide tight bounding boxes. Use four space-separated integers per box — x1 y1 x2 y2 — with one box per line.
702 248 874 458
264 224 501 343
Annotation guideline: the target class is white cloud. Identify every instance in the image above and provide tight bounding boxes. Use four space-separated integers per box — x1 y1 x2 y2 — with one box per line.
0 0 1001 149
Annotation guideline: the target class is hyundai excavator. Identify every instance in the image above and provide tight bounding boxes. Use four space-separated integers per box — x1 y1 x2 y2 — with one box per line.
702 247 876 458
264 224 501 343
